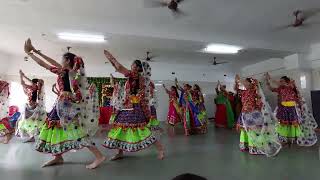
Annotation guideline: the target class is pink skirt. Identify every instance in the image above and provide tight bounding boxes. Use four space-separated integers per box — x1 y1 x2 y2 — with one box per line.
167 101 181 125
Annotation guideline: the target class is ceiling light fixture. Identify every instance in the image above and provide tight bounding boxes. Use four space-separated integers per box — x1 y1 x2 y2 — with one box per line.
203 44 242 54
57 32 106 43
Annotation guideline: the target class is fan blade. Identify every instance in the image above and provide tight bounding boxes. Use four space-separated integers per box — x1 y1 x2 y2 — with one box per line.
148 55 158 59
144 0 167 8
176 0 185 3
171 8 187 18
216 62 229 65
301 8 320 20
272 24 293 31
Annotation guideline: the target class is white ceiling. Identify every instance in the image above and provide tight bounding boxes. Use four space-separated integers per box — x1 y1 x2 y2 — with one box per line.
0 0 319 79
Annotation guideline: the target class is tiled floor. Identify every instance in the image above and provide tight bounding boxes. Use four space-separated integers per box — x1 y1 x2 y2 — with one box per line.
0 123 319 180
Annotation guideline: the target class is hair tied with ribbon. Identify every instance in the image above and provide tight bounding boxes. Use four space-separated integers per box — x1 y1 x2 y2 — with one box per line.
73 56 84 71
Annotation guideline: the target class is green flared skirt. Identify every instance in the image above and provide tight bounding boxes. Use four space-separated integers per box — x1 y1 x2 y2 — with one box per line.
17 119 45 137
35 122 93 155
276 123 302 144
239 130 264 155
103 105 157 152
0 124 12 137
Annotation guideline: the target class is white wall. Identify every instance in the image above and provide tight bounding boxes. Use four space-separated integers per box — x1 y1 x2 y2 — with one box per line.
0 52 12 76
2 54 237 83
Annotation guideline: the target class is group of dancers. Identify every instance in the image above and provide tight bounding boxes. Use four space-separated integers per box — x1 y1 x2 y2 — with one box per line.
162 80 208 136
161 71 318 157
0 38 318 171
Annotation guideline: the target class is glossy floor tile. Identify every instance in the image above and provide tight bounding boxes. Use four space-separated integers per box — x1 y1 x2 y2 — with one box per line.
0 123 319 180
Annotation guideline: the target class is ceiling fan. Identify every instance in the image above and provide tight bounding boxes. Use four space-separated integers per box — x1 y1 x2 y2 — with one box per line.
141 51 156 62
144 0 186 17
276 8 320 29
210 57 228 66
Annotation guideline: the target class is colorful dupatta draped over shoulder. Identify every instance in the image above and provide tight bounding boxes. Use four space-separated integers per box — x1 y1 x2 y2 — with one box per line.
239 79 281 157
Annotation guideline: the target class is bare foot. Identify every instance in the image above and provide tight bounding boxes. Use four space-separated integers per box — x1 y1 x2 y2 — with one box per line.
42 156 64 168
23 137 35 143
110 152 124 161
3 134 12 144
86 156 106 169
158 150 165 160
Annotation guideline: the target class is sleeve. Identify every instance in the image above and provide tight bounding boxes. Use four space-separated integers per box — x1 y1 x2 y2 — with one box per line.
49 66 60 74
271 87 279 93
215 87 219 94
124 70 133 78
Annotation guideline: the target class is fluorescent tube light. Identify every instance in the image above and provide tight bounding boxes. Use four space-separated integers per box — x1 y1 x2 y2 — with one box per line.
57 32 106 43
203 44 242 54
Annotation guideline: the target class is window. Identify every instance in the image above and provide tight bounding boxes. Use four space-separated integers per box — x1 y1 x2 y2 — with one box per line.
300 75 306 89
9 82 27 112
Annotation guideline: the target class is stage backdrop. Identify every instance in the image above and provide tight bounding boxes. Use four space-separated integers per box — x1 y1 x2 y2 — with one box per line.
87 77 126 106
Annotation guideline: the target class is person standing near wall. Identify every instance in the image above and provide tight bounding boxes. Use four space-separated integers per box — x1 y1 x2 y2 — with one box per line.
214 81 235 128
265 73 317 147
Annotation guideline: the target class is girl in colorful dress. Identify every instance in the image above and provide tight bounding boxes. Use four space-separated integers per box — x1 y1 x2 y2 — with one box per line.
234 91 242 121
265 73 317 146
176 79 207 136
109 74 119 124
192 84 208 125
17 70 46 143
214 81 235 128
147 81 161 131
235 75 281 156
0 80 13 144
163 84 181 125
24 39 105 169
103 50 165 160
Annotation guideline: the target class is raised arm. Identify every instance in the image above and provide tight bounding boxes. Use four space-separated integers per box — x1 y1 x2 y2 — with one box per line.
19 70 27 87
20 70 32 83
216 80 220 94
104 50 130 75
265 72 277 92
234 75 241 92
175 78 183 91
24 39 53 71
162 84 170 94
34 50 62 68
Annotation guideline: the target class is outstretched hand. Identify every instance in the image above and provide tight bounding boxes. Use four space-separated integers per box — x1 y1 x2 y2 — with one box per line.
174 77 178 84
235 74 240 82
24 38 35 54
104 50 114 60
265 72 271 80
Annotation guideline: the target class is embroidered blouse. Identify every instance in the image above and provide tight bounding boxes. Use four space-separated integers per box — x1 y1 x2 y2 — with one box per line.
271 85 298 103
240 89 262 113
50 66 82 102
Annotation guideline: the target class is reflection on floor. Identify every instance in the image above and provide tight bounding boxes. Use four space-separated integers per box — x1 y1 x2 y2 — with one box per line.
0 123 319 180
